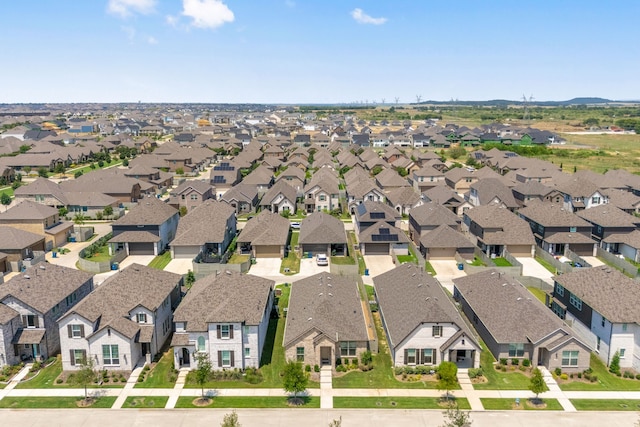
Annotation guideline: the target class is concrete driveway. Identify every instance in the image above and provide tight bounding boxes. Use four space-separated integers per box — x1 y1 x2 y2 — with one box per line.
248 257 282 277
299 257 330 275
516 257 554 284
362 255 395 284
581 256 604 267
429 259 467 293
45 222 113 269
164 258 193 275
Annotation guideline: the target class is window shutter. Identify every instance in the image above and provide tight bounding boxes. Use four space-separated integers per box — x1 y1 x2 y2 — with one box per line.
404 349 408 363
217 351 222 368
229 326 234 339
22 315 27 326
67 325 73 338
80 325 85 338
80 350 87 364
34 316 39 328
230 351 235 367
70 350 75 366
416 349 422 365
216 325 221 339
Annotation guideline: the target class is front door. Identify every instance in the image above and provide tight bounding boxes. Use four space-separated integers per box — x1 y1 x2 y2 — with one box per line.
320 347 332 366
141 343 151 356
31 344 40 359
182 348 190 366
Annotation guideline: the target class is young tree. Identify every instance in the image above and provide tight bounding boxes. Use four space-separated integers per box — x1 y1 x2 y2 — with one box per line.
437 361 458 400
528 367 548 400
58 207 68 218
123 158 129 167
23 166 31 175
609 350 621 375
175 167 184 175
282 360 308 404
73 213 87 225
72 354 98 401
440 403 472 427
221 410 241 427
179 206 188 217
185 270 196 288
195 352 212 399
103 206 113 218
54 163 66 176
1 192 11 208
37 167 48 178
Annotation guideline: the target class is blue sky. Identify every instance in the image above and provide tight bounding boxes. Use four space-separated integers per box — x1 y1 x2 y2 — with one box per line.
1 0 638 103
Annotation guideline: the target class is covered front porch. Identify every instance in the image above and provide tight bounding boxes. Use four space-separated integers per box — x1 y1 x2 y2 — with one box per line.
12 328 46 362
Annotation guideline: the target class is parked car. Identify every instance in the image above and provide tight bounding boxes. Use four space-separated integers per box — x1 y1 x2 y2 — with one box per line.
290 222 301 229
316 253 328 266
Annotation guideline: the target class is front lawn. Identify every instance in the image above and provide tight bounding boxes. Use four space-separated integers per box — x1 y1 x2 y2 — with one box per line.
571 399 640 411
397 245 418 265
559 353 640 391
334 397 470 409
122 396 169 408
175 396 319 408
527 287 548 304
134 351 177 388
332 312 441 389
15 357 63 389
480 398 563 410
424 261 437 276
228 254 250 264
493 257 512 267
0 396 117 408
280 232 300 275
474 342 531 390
82 244 111 263
331 255 355 265
148 251 172 270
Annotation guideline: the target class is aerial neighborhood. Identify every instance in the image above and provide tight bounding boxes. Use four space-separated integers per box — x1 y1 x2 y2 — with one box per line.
1 104 640 414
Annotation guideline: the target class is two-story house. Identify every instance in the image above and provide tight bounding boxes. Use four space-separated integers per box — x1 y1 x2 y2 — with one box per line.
556 178 609 212
575 204 640 251
0 200 74 251
171 271 274 370
58 264 182 371
408 202 461 245
259 180 298 214
411 166 446 193
345 179 386 215
304 170 340 213
168 180 215 211
551 266 640 371
0 263 93 364
219 184 259 215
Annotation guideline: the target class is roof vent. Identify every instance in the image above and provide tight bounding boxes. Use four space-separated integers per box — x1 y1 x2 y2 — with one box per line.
425 297 430 301
327 283 332 287
411 273 416 277
307 317 312 321
319 293 323 296
417 283 422 287
502 283 507 287
517 297 523 301
328 293 333 297
225 270 232 275
23 275 30 279
39 265 46 270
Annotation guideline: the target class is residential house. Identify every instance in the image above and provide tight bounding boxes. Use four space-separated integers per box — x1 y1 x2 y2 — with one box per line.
411 166 446 193
60 169 142 204
556 178 609 212
454 270 590 373
210 161 241 198
518 202 596 256
284 272 370 368
171 271 274 370
109 196 179 256
606 189 640 215
219 184 259 215
58 264 182 371
444 168 479 193
376 264 480 368
551 267 640 370
419 224 475 260
359 221 410 256
168 180 215 211
237 210 290 258
275 167 305 192
375 168 410 194
345 179 386 215
304 169 340 214
464 204 536 257
422 186 472 217
511 181 558 207
0 227 46 272
467 178 519 210
298 212 347 257
354 200 402 234
576 205 640 249
385 186 422 216
0 200 73 251
408 202 462 245
242 164 274 196
0 263 93 364
259 180 298 214
171 200 236 260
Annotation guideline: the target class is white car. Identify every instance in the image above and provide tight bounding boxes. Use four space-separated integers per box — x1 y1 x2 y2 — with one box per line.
316 253 328 266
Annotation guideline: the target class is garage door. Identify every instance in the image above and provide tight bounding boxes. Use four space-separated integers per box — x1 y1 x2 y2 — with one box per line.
569 244 594 256
302 244 328 256
129 242 155 255
506 245 531 257
254 245 282 258
427 247 457 259
173 246 199 259
364 243 389 255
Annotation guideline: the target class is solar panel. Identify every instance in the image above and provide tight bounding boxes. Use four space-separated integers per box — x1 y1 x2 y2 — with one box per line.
212 176 226 183
379 228 390 235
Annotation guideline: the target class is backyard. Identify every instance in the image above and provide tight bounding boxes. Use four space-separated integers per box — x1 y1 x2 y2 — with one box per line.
280 232 300 275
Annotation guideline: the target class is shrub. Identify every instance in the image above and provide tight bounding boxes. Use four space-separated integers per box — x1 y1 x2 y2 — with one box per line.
468 368 483 379
569 373 574 379
394 367 404 376
554 367 562 376
500 358 508 366
98 160 104 168
361 351 373 365
616 372 622 377
74 171 83 178
56 378 64 384
609 351 621 375
624 371 633 378
336 358 342 366
314 364 320 373
590 375 598 383
511 358 520 366
522 359 531 367
560 373 568 380
500 365 507 372
336 365 346 373
577 372 582 379
518 366 526 371
636 374 640 380
120 377 127 383
305 365 311 372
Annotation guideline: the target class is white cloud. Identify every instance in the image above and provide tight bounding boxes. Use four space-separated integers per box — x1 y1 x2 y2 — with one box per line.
181 0 234 29
108 0 156 17
351 8 387 25
147 36 158 44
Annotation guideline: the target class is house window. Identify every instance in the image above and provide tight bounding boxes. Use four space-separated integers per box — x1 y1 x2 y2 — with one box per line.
221 350 231 367
601 316 606 328
552 301 566 319
221 325 230 339
245 348 250 358
66 293 77 306
423 349 434 365
23 315 37 328
190 194 198 200
296 347 304 362
340 341 357 357
569 294 582 310
623 323 628 332
181 194 185 199
597 225 602 234
592 196 601 204
508 343 525 358
197 336 205 352
596 337 601 352
102 345 120 365
71 325 83 338
136 313 147 323
620 348 626 358
561 350 579 366
406 349 416 365
555 284 565 297
569 226 577 233
244 326 250 335
319 195 326 201
72 349 86 365
432 326 443 337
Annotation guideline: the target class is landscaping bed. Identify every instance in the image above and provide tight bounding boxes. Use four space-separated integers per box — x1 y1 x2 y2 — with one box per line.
480 398 563 410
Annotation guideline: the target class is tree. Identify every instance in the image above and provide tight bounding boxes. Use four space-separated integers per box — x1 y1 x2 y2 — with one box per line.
437 361 458 400
609 350 621 375
282 360 308 404
528 367 548 399
195 352 212 399
123 158 129 167
448 146 467 160
175 167 184 175
103 205 113 218
1 192 11 208
73 213 87 225
74 170 83 179
394 166 408 177
71 354 98 401
371 165 383 176
440 403 472 427
23 166 31 175
19 144 31 154
37 167 48 178
58 207 68 218
185 270 196 288
54 163 66 176
221 410 241 427
179 206 188 217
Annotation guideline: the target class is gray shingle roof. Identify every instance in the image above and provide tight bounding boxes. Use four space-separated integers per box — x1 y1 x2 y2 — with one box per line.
284 272 368 346
576 204 640 228
386 186 421 207
237 210 290 246
518 203 592 228
470 178 519 208
171 200 235 247
108 230 161 243
355 200 401 223
173 270 273 331
410 202 460 228
0 200 57 221
374 264 478 348
358 222 409 244
112 196 178 226
420 224 474 249
0 303 19 324
172 179 213 196
260 180 297 206
465 204 535 245
298 212 347 245
0 262 93 314
0 226 45 250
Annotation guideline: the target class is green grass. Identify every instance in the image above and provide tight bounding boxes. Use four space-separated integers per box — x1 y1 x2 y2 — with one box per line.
228 253 250 264
559 353 640 391
331 255 356 265
493 257 512 267
424 261 437 276
365 284 375 301
334 397 470 409
280 232 300 275
82 244 112 263
69 160 124 176
122 396 169 408
15 357 63 389
480 398 563 410
0 396 117 408
134 351 177 388
0 186 14 198
470 256 485 266
571 399 640 411
535 256 557 274
527 287 548 304
397 245 419 264
333 312 441 389
175 396 319 408
474 342 531 390
148 251 172 270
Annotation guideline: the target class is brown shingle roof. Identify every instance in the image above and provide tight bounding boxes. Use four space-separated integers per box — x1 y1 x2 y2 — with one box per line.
108 230 161 243
576 204 640 228
518 203 592 228
0 226 45 250
465 205 535 245
0 200 57 221
171 200 235 247
420 224 474 250
299 212 346 245
410 202 460 228
237 210 290 246
112 196 178 226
